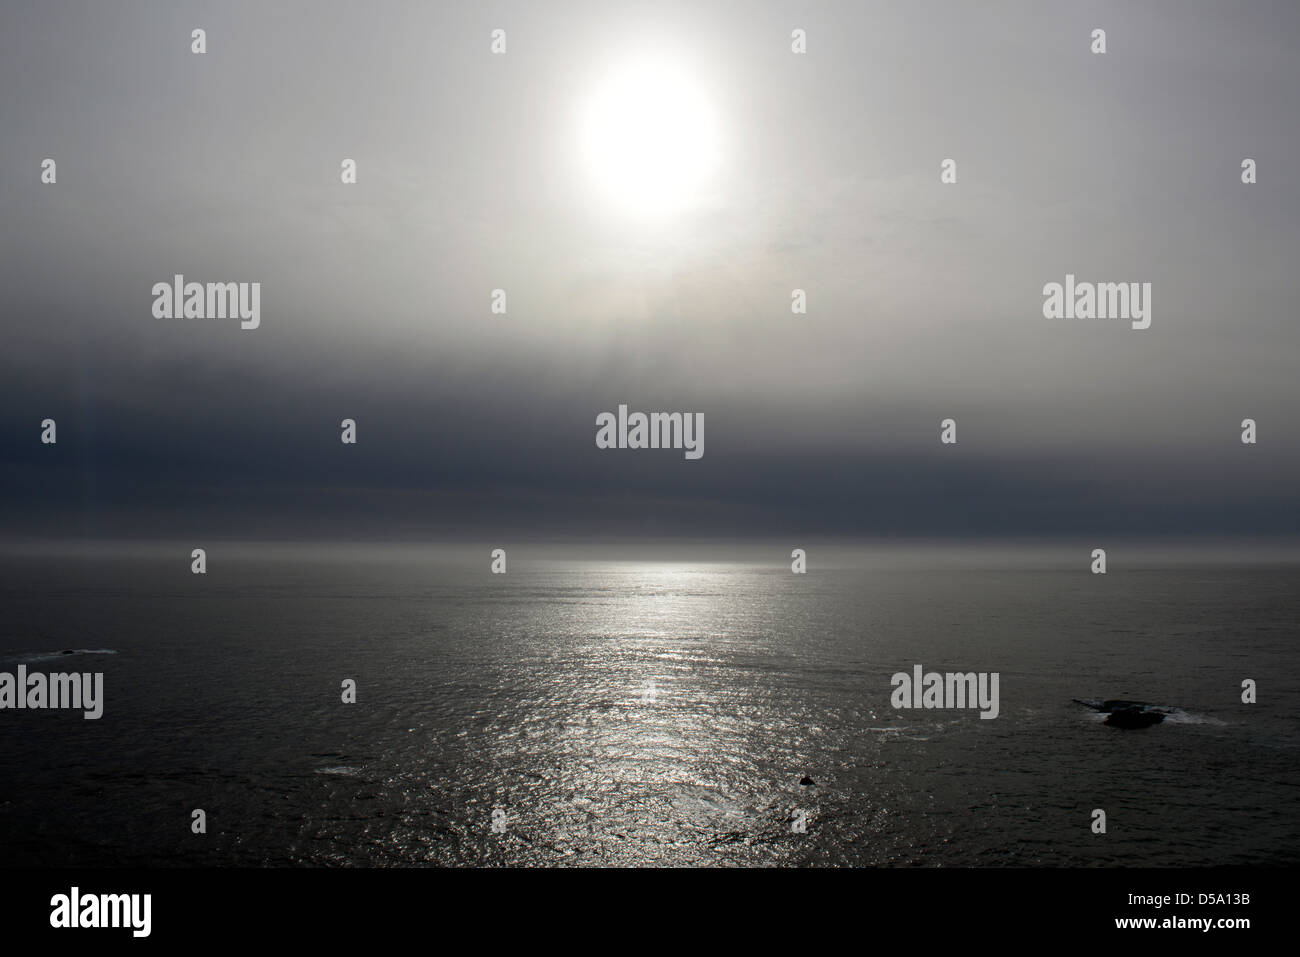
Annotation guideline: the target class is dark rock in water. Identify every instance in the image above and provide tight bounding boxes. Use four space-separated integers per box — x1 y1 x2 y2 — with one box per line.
60 650 75 655
1104 707 1166 729
799 776 816 786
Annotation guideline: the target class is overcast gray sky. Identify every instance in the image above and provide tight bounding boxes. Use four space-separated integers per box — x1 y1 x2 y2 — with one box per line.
2 0 1298 540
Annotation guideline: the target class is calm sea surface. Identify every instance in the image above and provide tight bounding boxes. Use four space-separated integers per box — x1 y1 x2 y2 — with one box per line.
1 543 1296 866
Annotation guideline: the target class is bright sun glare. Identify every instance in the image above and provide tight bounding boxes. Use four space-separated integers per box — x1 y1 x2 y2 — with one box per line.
579 58 720 219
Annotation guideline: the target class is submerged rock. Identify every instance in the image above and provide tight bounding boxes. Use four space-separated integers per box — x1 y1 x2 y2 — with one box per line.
1075 698 1173 729
1104 707 1166 729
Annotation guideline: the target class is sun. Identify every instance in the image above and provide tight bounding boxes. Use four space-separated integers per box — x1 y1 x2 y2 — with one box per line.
578 58 721 219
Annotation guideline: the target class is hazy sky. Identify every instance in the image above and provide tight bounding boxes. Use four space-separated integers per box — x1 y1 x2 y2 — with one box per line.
2 0 1298 540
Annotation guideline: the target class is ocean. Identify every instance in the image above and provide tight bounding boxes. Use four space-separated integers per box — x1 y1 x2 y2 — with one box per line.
1 542 1296 867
